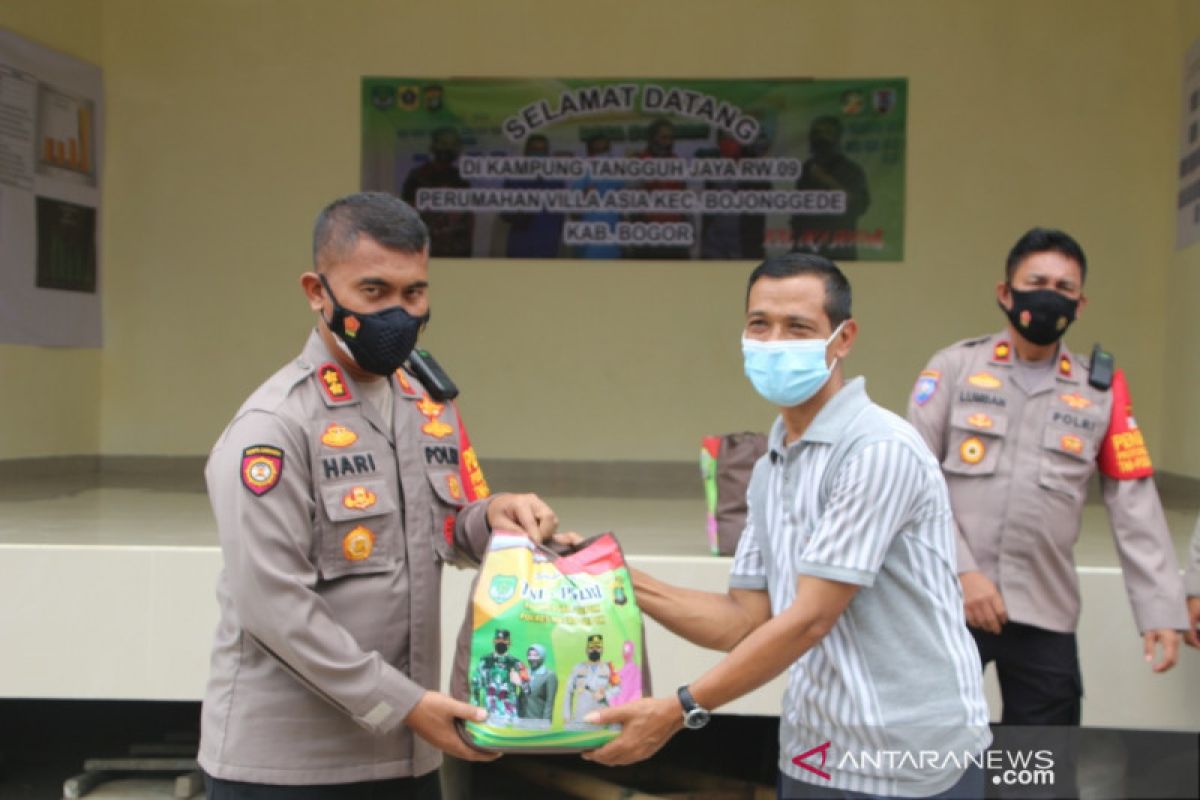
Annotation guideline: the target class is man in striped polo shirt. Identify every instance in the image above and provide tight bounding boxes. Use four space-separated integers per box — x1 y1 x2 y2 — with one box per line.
584 254 991 798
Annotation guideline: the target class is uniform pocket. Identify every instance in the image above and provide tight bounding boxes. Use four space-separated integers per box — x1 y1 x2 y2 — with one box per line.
941 407 1007 477
315 479 400 580
427 469 467 563
1036 426 1096 498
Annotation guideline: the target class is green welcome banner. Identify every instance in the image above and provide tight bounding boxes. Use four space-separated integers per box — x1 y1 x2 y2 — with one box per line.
362 77 906 261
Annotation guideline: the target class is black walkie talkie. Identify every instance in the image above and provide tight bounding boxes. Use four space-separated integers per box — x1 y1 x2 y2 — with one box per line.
1088 344 1115 391
406 348 459 401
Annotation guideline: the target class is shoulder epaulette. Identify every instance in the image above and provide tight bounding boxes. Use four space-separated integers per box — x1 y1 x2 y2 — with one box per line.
233 358 315 418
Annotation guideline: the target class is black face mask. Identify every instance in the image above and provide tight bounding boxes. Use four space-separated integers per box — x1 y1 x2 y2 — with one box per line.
319 274 426 376
810 135 838 160
587 650 602 662
1000 287 1079 346
494 642 509 655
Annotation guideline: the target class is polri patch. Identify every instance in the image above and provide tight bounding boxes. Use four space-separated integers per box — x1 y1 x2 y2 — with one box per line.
241 445 284 496
992 342 1011 363
912 370 940 406
1058 355 1072 378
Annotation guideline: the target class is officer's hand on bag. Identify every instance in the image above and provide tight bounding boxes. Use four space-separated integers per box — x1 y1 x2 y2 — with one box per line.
486 493 581 547
1142 629 1180 673
960 571 1007 634
580 697 682 767
404 691 500 762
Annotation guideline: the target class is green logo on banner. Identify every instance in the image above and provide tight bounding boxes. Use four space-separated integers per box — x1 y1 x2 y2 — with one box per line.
489 574 518 604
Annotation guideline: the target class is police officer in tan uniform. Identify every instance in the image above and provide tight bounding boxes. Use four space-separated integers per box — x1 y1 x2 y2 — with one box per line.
1186 516 1200 649
200 192 570 799
564 634 619 724
907 228 1187 734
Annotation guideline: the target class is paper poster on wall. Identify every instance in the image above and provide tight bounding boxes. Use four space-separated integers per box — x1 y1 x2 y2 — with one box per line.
0 28 102 346
1177 39 1200 251
362 77 906 261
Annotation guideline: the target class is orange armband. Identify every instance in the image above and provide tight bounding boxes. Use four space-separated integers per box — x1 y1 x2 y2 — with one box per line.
1096 369 1154 480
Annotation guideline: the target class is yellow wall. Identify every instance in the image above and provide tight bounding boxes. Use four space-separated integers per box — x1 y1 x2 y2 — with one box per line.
5 0 1197 477
1165 4 1200 478
0 1 103 459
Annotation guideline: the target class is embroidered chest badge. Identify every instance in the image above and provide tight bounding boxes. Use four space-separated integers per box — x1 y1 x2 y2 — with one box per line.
1060 434 1084 455
960 437 986 465
320 423 358 448
966 413 993 429
417 394 454 440
342 486 378 511
342 525 376 561
967 372 1002 389
1059 392 1091 410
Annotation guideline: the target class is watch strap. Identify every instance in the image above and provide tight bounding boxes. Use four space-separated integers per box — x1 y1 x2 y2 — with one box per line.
677 685 699 713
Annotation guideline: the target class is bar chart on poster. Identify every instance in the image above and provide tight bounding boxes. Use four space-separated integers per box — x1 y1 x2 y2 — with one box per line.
36 82 95 186
0 28 103 347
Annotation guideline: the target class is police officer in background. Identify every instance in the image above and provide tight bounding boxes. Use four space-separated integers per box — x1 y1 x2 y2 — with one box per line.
200 192 571 799
907 228 1187 733
1186 516 1200 648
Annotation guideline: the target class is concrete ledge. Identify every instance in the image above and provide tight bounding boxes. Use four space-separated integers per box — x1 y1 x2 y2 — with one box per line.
0 455 100 480
1 456 1197 502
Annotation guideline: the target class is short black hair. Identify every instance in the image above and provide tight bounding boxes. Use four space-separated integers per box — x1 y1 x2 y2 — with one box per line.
1005 227 1087 283
745 253 852 327
525 134 550 154
312 192 428 269
646 117 674 140
811 115 843 138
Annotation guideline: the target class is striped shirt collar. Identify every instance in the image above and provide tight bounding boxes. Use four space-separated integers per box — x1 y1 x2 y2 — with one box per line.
769 376 870 453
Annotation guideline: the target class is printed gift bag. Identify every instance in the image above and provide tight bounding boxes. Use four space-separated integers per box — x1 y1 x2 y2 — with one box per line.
451 531 650 752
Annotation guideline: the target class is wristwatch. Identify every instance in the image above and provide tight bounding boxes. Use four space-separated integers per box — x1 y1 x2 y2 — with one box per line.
677 685 711 730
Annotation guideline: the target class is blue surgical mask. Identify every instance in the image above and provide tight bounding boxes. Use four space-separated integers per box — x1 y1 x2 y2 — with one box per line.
741 322 846 407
